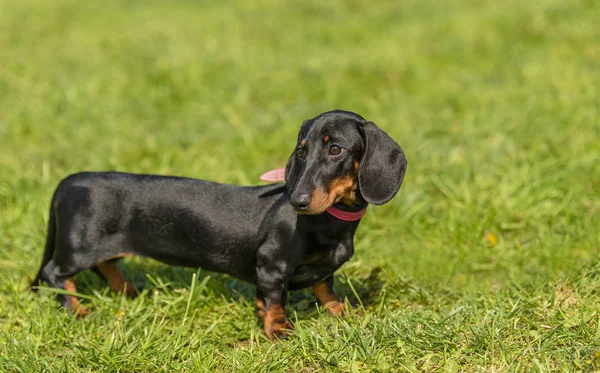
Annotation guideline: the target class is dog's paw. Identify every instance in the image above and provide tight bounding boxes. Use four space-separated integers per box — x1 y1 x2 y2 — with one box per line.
266 319 294 341
325 301 345 316
74 305 89 318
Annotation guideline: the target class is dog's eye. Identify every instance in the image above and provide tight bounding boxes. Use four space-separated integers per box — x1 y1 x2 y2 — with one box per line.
329 145 342 156
296 147 306 159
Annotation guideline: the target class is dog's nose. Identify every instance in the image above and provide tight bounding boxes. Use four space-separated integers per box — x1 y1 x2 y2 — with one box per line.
290 193 311 211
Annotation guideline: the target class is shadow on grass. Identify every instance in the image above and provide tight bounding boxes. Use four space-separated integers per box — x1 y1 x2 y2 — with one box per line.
72 257 386 317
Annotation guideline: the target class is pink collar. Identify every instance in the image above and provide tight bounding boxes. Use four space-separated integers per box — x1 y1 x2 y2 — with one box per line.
325 205 367 221
260 168 367 222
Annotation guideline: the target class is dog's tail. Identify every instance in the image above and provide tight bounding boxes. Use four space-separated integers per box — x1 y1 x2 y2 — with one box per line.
31 199 57 291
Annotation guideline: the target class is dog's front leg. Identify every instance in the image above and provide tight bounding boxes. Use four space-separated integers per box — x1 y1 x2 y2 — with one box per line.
256 266 293 340
313 275 345 316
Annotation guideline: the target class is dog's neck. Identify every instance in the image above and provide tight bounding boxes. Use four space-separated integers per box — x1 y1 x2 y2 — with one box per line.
326 204 367 221
327 195 368 222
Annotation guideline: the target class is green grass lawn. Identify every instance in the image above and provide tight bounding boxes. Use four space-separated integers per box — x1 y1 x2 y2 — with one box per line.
1 0 599 371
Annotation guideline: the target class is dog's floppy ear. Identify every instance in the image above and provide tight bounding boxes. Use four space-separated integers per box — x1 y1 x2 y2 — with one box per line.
358 122 407 205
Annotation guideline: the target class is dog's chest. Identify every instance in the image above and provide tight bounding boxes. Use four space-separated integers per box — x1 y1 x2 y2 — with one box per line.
304 241 353 267
289 241 354 285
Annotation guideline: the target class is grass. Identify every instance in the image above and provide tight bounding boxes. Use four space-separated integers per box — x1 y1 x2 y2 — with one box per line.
1 0 599 371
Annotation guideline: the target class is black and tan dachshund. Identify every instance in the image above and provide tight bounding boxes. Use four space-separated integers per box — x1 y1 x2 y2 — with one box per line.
31 110 407 340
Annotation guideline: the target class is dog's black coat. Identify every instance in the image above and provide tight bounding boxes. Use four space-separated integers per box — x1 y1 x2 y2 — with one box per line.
32 110 407 338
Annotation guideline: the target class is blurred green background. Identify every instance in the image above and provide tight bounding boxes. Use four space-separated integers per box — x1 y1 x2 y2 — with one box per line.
1 0 599 371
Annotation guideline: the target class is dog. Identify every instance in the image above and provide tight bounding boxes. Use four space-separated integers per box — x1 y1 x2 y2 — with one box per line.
31 110 407 340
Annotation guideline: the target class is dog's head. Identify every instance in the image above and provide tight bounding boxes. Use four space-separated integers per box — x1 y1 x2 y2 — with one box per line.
285 110 407 214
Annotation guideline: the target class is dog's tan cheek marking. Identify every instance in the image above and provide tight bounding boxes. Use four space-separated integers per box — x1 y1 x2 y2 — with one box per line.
308 188 335 214
341 161 360 205
65 277 88 317
96 260 137 298
329 175 357 205
300 140 306 147
306 175 357 212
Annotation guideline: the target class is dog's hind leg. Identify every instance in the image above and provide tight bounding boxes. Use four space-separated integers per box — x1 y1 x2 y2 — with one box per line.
95 258 138 298
39 259 88 317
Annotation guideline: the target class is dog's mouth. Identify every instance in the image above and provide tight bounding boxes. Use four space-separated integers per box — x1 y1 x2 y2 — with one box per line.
293 189 343 215
294 206 327 215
